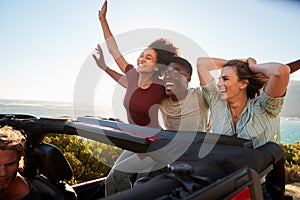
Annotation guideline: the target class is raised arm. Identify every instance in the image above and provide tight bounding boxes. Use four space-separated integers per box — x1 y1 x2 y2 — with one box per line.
286 59 300 74
197 57 227 86
247 58 290 98
98 1 128 73
93 44 127 88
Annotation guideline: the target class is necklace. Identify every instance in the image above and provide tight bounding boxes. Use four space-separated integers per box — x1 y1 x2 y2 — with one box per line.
230 107 240 119
233 114 239 119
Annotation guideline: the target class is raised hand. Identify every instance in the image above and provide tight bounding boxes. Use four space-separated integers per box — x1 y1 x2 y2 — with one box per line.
247 57 257 66
98 0 107 21
93 44 107 70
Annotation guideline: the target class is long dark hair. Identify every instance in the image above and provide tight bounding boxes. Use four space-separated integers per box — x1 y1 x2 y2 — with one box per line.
148 38 179 77
223 60 268 99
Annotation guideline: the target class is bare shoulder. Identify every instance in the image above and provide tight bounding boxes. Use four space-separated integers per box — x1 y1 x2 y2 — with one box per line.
0 174 30 200
14 174 30 197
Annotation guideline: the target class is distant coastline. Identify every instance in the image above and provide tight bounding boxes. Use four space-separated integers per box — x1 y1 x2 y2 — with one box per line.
281 117 300 121
281 80 300 119
0 98 299 144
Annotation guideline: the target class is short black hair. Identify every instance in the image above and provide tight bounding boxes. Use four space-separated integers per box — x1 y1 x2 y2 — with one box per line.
168 56 192 76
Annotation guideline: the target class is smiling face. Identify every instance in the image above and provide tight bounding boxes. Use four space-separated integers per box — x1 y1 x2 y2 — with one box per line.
0 149 19 193
164 62 191 101
217 66 248 102
136 48 158 74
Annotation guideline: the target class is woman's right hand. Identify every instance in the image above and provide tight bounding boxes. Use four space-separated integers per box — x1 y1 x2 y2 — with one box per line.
98 0 107 21
93 44 107 70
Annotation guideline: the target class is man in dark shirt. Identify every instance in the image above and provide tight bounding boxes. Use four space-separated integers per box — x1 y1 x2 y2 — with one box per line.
0 126 41 200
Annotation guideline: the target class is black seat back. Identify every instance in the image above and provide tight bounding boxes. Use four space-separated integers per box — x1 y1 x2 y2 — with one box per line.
32 143 77 200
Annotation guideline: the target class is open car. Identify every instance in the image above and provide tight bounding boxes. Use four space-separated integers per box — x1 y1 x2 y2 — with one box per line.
0 114 285 200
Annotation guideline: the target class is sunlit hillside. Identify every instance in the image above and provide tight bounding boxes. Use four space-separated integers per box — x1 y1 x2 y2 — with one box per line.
281 80 300 118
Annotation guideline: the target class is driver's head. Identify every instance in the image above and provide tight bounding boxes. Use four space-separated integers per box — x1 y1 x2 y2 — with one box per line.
0 126 26 170
164 57 192 100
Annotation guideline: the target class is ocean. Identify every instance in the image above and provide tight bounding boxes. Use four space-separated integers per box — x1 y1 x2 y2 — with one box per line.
280 119 300 144
0 98 299 144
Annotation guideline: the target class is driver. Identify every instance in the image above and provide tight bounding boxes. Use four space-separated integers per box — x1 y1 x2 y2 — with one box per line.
0 126 41 200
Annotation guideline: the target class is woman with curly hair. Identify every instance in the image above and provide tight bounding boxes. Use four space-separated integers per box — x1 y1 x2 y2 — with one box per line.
93 1 180 195
93 0 179 129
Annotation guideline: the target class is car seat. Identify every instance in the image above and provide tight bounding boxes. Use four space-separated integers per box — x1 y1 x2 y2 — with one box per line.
32 143 77 200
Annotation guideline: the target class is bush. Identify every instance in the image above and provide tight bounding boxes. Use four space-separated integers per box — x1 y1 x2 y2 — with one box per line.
280 142 300 183
43 134 300 185
43 134 122 185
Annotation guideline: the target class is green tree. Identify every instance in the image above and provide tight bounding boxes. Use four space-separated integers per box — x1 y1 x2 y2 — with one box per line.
280 142 300 183
42 134 122 185
42 134 300 186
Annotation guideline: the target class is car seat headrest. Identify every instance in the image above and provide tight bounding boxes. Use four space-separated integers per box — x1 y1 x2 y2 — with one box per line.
34 143 73 182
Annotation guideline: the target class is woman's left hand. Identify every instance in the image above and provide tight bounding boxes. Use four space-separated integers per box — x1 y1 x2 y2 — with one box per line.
247 57 257 67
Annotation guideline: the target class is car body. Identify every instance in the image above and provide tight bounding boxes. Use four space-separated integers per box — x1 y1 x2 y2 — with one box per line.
0 114 284 200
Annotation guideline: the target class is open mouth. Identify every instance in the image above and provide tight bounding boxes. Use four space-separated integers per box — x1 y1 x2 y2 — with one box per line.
165 82 175 86
138 64 146 68
165 82 175 89
218 87 226 93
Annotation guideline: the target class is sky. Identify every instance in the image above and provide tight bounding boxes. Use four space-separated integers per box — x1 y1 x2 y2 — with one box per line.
1 0 300 107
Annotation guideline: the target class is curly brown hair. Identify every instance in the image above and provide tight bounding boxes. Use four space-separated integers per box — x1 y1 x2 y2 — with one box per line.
148 38 179 77
223 59 268 99
0 125 26 170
